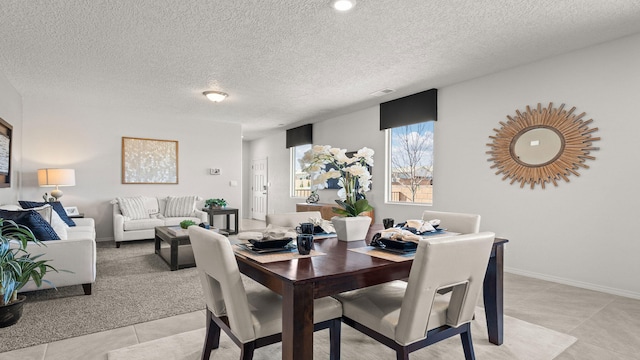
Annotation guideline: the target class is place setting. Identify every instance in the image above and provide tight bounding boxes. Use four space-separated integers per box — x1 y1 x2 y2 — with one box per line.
349 218 461 261
234 222 326 263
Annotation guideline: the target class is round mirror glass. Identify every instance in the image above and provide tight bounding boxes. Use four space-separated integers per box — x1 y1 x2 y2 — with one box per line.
511 127 563 166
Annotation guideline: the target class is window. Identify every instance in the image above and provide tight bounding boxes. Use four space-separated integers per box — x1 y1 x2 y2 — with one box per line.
291 144 312 197
387 122 434 204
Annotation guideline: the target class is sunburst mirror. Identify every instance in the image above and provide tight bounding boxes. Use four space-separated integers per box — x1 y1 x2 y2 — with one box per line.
487 103 600 189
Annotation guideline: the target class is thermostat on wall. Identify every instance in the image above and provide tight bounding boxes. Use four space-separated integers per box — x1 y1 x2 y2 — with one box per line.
210 168 221 175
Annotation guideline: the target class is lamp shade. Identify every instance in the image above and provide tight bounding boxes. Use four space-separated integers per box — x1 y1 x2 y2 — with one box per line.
38 168 76 187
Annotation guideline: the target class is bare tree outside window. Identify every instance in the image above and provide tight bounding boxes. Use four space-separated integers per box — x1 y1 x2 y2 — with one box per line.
291 144 312 197
389 122 434 204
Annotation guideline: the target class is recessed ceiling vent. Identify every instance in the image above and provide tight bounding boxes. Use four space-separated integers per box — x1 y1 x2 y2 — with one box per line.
370 88 395 97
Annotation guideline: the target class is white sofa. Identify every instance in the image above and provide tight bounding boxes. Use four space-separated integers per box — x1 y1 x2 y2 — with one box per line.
112 196 207 248
20 217 96 294
1 204 96 295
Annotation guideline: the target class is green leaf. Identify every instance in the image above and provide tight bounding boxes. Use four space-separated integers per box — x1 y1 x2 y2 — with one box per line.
333 198 372 217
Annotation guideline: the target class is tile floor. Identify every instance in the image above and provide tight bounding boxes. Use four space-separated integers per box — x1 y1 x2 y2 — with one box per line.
2 219 639 360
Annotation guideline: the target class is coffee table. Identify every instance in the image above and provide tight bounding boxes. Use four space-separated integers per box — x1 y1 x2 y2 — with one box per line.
154 226 228 271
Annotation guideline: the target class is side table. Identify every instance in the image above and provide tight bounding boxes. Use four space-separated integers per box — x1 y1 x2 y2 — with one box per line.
204 207 239 235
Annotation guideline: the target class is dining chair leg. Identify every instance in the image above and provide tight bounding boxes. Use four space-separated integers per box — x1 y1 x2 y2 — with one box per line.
396 347 410 360
240 342 255 360
460 325 476 360
201 309 221 360
329 318 341 360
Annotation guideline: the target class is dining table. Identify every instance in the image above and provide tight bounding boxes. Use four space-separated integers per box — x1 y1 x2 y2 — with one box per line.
234 228 508 360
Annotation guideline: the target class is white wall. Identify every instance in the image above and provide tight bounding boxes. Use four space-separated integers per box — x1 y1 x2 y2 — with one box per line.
0 71 22 205
246 33 640 298
20 94 243 240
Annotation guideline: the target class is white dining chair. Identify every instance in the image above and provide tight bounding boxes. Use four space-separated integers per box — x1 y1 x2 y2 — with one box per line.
421 210 481 234
265 211 322 227
188 226 342 360
334 232 495 360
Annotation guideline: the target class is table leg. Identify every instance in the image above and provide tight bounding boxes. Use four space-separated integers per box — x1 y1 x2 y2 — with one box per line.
282 282 314 360
225 214 230 232
170 239 178 271
233 211 239 234
154 235 160 254
483 243 504 345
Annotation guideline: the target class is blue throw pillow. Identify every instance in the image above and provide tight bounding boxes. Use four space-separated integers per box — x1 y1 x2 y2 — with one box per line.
0 209 60 241
19 201 76 227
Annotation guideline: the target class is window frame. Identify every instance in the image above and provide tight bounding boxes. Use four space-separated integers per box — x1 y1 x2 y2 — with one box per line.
290 144 312 198
385 121 434 206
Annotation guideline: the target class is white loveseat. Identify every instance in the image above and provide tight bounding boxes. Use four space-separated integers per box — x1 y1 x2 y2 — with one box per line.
21 217 96 294
112 196 207 248
1 204 96 295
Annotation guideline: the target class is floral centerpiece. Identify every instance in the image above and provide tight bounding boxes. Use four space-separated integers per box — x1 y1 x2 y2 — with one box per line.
300 145 374 217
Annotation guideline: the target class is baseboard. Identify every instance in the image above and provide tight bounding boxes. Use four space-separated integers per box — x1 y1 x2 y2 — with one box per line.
96 237 114 242
505 267 640 300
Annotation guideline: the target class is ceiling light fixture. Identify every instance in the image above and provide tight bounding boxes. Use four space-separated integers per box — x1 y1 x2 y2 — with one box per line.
203 91 228 102
331 0 356 11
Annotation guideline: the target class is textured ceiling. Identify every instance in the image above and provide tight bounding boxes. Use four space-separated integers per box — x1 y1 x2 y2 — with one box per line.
1 0 640 140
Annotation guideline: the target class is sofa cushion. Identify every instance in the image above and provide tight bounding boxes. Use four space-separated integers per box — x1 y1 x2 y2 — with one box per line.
0 208 60 240
49 207 69 240
67 218 96 240
13 204 67 240
123 218 165 231
66 228 96 240
163 196 197 217
163 217 202 227
19 201 76 227
141 196 160 216
116 197 150 220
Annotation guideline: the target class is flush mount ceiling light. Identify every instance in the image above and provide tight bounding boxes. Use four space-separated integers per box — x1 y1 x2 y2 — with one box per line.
331 0 356 11
203 91 228 102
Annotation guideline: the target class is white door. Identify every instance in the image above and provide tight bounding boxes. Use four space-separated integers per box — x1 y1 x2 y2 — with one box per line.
251 158 268 221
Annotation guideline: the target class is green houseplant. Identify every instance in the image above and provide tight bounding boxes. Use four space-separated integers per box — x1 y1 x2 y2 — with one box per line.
179 220 196 229
1 218 57 327
205 198 227 208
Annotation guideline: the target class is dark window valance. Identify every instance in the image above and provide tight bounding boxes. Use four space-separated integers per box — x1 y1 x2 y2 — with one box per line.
286 124 313 148
380 88 438 130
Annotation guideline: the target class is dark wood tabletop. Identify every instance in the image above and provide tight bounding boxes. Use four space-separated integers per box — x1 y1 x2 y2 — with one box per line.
235 229 508 360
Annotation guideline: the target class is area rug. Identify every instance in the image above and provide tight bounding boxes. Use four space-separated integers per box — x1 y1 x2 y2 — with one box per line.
107 308 577 360
0 240 206 353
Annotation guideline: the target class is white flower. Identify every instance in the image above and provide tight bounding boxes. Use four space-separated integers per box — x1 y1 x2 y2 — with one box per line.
356 147 375 166
325 169 342 179
299 145 373 206
312 145 331 156
346 164 367 177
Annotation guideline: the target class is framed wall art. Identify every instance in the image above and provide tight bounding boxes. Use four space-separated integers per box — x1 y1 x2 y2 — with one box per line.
0 117 12 188
122 137 178 184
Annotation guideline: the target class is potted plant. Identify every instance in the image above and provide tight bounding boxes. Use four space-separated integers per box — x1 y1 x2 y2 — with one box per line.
1 219 57 327
205 198 227 209
179 220 196 229
300 145 374 241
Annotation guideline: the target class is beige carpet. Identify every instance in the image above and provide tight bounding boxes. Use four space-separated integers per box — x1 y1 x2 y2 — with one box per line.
107 308 576 360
